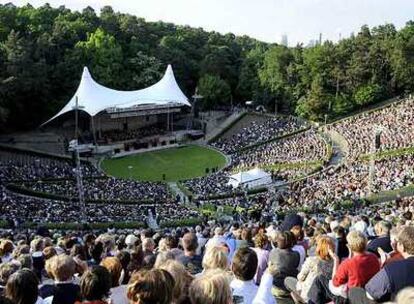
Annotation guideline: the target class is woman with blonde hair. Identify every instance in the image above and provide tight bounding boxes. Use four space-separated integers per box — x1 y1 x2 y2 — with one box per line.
158 260 193 304
284 235 336 303
189 269 232 304
199 246 228 275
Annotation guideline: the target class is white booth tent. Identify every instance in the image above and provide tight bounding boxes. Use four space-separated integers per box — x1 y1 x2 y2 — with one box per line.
43 64 190 125
228 167 272 189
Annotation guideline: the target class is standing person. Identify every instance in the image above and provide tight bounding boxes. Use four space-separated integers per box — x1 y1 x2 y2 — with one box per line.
189 269 232 304
269 231 300 298
230 248 259 304
367 221 392 257
75 266 112 304
205 227 227 251
40 255 80 304
329 231 380 300
251 233 270 285
285 236 335 303
5 269 42 304
349 226 414 303
127 269 174 304
100 257 128 304
177 233 203 275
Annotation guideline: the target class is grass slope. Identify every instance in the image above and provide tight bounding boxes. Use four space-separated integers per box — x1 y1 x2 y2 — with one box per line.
102 145 226 182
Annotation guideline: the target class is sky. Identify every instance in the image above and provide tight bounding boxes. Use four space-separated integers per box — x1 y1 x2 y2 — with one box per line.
3 0 414 45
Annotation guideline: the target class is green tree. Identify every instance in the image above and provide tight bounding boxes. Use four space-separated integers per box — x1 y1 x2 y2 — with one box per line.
198 74 231 110
75 28 123 87
259 45 295 112
354 84 383 106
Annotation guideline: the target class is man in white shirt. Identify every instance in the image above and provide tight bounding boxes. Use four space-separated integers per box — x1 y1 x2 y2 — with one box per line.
230 247 259 304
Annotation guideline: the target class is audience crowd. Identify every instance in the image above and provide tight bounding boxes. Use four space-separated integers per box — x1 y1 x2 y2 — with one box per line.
0 100 414 304
212 116 306 154
22 178 171 202
330 98 414 160
230 129 328 171
0 197 414 304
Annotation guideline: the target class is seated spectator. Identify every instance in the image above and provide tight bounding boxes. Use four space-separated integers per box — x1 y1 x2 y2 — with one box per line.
349 226 414 303
251 233 270 285
177 233 202 275
142 238 155 258
16 254 32 270
205 227 227 251
100 257 128 304
127 269 174 304
0 241 13 264
200 247 228 275
334 226 349 260
367 221 392 257
30 238 45 281
5 269 40 304
269 231 300 297
330 230 380 299
75 266 112 304
230 247 259 304
158 260 193 304
0 263 19 296
381 227 404 266
189 269 232 304
40 254 80 304
285 235 335 303
116 251 131 285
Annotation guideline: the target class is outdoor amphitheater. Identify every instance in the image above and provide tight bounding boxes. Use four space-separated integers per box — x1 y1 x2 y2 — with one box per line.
1 2 414 304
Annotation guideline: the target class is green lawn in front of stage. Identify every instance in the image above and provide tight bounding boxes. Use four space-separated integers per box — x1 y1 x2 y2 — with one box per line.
101 145 227 182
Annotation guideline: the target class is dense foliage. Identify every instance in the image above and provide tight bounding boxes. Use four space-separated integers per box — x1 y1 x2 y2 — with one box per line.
1 3 414 130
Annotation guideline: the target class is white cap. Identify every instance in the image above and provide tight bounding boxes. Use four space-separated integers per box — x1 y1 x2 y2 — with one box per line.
125 234 138 246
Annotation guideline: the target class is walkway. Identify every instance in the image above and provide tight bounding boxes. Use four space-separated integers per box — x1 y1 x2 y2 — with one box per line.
201 110 247 143
168 182 189 204
323 129 348 166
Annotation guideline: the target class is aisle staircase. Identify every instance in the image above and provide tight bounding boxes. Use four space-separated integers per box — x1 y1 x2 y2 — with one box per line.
168 182 189 204
201 110 247 143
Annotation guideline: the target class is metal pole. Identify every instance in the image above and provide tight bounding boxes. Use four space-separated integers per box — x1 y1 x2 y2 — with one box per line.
368 130 378 196
75 96 79 140
75 147 86 223
167 104 170 132
171 110 174 132
91 116 97 146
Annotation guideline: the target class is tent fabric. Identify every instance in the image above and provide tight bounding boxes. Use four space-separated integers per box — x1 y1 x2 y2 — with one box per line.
43 65 190 125
228 167 272 189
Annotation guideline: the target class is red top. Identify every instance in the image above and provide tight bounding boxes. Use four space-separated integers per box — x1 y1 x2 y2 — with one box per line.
333 252 380 288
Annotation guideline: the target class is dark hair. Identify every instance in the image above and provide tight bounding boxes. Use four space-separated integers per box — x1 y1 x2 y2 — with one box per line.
79 266 112 301
116 251 131 284
127 269 174 304
117 250 131 270
232 247 258 281
182 233 198 252
70 244 87 260
276 231 295 249
0 296 13 304
90 242 104 264
164 236 178 249
5 269 39 304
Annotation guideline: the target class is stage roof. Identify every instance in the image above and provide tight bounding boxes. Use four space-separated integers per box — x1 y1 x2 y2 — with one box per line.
43 65 190 125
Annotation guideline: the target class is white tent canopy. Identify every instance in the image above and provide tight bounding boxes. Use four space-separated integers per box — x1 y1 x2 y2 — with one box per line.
228 167 272 189
43 64 190 125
